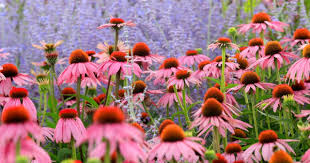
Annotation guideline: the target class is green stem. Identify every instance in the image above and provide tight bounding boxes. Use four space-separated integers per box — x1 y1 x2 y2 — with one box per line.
76 76 82 119
41 93 48 125
104 76 112 106
250 0 254 17
49 68 56 113
283 109 289 138
38 92 43 118
173 86 190 126
244 91 253 125
81 86 88 119
174 102 182 127
116 150 122 163
182 88 190 126
143 102 156 128
104 141 110 163
279 111 283 134
221 48 226 100
213 127 220 153
71 139 77 159
266 111 271 129
250 93 258 138
16 138 21 157
275 62 281 84
114 29 119 51
166 104 169 118
115 70 121 100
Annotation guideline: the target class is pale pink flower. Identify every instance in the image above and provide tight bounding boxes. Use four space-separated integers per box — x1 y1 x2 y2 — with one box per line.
223 143 245 163
0 106 44 145
192 60 212 80
0 63 33 96
248 41 298 70
281 28 310 47
167 69 200 89
157 86 192 107
146 57 183 85
60 87 77 107
208 37 239 51
191 98 251 138
54 109 85 143
238 12 288 34
229 71 275 94
97 17 135 29
295 110 310 121
131 80 163 104
3 87 37 121
94 41 129 63
58 49 98 85
302 148 310 163
286 44 310 82
203 56 239 79
77 106 146 162
133 42 165 69
0 48 11 59
257 84 310 112
243 130 296 162
81 72 109 88
42 127 54 141
97 51 142 77
178 50 210 67
148 124 205 162
290 80 310 97
240 38 265 59
0 138 51 163
233 54 255 79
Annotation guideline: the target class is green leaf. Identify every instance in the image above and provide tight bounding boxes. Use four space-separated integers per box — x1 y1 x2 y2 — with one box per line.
206 77 220 84
80 95 99 108
187 101 202 112
171 111 183 120
56 148 71 162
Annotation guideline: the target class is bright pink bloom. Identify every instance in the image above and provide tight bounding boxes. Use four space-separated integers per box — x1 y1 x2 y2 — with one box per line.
257 84 310 112
3 87 37 121
296 110 310 122
229 71 275 94
58 49 98 85
248 41 298 70
191 98 251 138
223 143 245 163
0 63 33 96
77 106 146 162
0 106 44 145
238 12 288 34
240 38 264 59
97 17 135 29
133 42 165 70
94 41 129 63
0 138 51 163
157 86 192 107
286 44 310 82
131 80 163 104
55 109 86 143
97 51 142 77
192 60 212 80
208 37 238 50
291 80 310 97
203 56 239 79
167 69 200 89
178 50 210 67
81 72 109 88
61 87 77 107
148 124 205 162
302 148 310 163
42 127 54 141
281 28 310 47
243 130 296 162
0 48 11 59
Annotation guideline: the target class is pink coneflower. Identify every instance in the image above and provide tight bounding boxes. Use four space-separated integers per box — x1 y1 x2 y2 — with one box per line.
131 80 163 102
81 72 109 88
223 143 244 163
238 12 288 34
0 63 33 95
192 60 212 80
233 54 252 79
97 17 135 29
229 71 275 94
230 129 247 143
146 57 183 84
243 130 296 162
157 86 192 107
55 109 86 143
291 80 310 96
269 150 293 163
178 50 210 67
213 83 239 107
77 106 146 162
281 28 310 47
0 106 43 144
203 87 240 116
133 42 164 69
191 98 251 138
302 148 310 163
208 37 238 50
286 44 310 82
4 87 37 121
0 48 11 59
240 38 264 59
58 49 98 85
205 153 228 163
97 51 142 77
42 127 54 141
248 41 298 70
61 87 77 106
203 56 239 79
167 69 200 89
0 138 51 163
148 124 205 162
94 41 129 63
257 84 309 112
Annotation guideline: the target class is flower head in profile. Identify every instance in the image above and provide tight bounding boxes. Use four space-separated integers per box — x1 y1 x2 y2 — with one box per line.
248 41 298 70
243 130 296 162
269 150 293 163
0 63 33 96
302 148 310 163
286 44 310 82
97 17 135 30
192 60 212 80
167 69 200 89
157 86 192 107
281 28 310 47
58 49 98 85
238 12 288 34
148 124 205 162
32 40 63 53
208 37 238 51
203 56 239 79
94 41 129 63
240 38 265 59
223 143 245 163
55 109 86 143
178 49 210 67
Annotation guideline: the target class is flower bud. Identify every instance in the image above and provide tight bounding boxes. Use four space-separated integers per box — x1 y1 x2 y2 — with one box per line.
16 156 29 163
86 158 101 163
227 27 237 38
195 48 203 54
205 149 217 161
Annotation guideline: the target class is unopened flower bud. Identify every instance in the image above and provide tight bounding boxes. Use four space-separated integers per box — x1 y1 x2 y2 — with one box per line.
205 149 217 161
195 48 203 54
185 130 193 137
283 95 296 108
86 158 101 163
16 156 29 163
